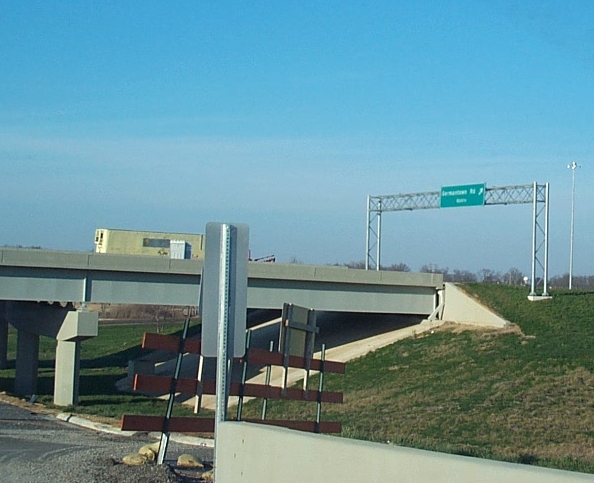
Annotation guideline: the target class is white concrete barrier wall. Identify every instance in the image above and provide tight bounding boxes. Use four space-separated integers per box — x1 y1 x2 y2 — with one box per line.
216 421 594 483
441 282 509 328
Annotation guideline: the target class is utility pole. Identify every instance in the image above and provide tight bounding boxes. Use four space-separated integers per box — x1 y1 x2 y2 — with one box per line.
567 161 580 290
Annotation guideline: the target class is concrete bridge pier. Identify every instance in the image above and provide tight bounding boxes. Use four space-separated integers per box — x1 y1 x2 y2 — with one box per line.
6 301 98 406
15 329 39 396
0 301 8 369
54 337 82 406
52 310 99 406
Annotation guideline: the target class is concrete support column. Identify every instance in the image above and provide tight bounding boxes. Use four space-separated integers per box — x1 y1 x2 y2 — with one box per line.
54 339 81 407
0 301 8 369
6 302 97 405
51 310 97 407
14 329 40 396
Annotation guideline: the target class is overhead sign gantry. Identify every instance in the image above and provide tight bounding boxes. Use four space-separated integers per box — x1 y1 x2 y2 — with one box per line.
366 182 550 298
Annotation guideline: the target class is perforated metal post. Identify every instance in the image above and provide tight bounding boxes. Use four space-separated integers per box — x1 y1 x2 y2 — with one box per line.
261 340 274 420
213 224 232 481
193 354 205 414
236 330 252 421
315 344 326 433
156 314 191 465
215 224 232 425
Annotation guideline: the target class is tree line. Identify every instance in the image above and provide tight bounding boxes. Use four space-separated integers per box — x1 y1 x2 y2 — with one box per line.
96 304 196 332
337 261 594 290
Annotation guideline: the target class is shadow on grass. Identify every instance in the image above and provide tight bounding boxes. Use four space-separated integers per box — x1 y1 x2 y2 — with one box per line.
81 346 146 369
82 324 202 369
0 374 56 397
79 372 128 396
0 376 14 393
517 453 540 465
76 395 167 409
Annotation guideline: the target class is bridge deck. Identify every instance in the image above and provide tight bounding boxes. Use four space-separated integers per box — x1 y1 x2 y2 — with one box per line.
0 248 442 315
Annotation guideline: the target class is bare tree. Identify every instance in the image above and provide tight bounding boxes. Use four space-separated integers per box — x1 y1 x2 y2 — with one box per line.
420 264 449 279
550 274 594 290
504 267 524 286
449 269 477 283
477 269 502 284
345 260 366 269
146 305 173 333
383 262 411 272
99 303 111 318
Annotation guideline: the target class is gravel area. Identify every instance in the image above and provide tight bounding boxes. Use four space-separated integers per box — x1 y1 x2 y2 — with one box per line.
0 398 214 483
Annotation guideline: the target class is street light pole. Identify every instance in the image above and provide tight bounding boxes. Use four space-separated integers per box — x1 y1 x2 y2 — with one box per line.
567 161 580 290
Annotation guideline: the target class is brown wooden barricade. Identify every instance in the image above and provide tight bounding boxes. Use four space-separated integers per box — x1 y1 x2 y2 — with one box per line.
121 332 344 434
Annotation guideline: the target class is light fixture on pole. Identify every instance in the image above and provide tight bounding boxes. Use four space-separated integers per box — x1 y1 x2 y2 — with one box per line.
567 161 580 290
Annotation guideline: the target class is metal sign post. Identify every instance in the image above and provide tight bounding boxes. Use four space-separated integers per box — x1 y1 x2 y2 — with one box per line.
156 314 192 465
201 222 249 480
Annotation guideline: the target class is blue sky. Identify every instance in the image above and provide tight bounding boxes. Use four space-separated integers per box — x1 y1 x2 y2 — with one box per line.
1 0 593 277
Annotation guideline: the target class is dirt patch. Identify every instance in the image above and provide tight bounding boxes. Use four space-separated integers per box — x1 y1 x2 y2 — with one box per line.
0 391 121 427
432 321 524 336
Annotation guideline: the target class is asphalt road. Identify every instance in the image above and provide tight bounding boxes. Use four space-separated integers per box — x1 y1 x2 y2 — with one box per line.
0 401 213 483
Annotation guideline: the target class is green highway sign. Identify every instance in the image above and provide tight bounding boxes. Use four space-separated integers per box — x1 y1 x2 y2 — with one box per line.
440 183 485 208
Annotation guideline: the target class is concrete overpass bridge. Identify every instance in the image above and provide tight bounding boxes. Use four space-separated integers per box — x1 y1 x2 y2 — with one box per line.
0 247 443 406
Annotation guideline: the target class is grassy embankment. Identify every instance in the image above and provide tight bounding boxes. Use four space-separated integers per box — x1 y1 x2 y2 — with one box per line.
2 285 594 473
241 284 594 474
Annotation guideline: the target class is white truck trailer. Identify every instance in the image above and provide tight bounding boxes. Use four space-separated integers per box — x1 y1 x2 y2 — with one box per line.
94 228 205 259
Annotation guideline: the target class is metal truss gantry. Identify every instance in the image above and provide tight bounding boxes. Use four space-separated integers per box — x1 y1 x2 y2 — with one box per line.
366 182 550 296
